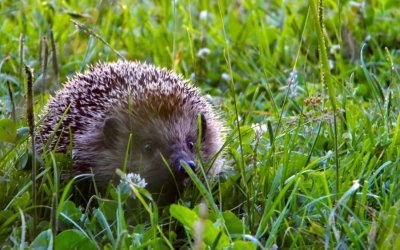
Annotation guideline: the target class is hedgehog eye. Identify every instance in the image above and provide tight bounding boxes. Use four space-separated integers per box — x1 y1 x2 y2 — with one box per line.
144 144 152 152
187 140 195 152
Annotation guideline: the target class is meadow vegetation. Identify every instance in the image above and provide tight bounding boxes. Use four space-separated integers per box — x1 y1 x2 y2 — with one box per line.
0 0 399 249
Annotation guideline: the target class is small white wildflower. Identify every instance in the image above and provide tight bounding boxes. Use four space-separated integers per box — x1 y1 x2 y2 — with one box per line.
121 172 147 188
221 72 231 81
330 44 340 54
336 108 345 114
325 150 333 158
197 48 211 58
252 123 268 136
199 10 208 21
329 59 334 70
349 1 365 11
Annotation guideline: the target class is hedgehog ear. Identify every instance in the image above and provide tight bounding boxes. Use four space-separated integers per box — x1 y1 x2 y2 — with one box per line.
103 117 123 146
199 113 207 142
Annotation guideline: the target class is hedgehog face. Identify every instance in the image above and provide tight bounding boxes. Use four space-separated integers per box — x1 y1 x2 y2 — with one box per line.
129 134 197 199
99 111 207 201
131 115 205 180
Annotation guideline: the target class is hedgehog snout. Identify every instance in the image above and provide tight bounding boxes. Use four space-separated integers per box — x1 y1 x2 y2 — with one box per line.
168 146 196 177
178 160 196 173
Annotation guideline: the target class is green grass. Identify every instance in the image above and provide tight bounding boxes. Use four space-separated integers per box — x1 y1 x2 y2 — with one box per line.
1 0 400 249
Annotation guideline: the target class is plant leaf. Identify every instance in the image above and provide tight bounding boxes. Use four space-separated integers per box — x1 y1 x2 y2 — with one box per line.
0 118 17 143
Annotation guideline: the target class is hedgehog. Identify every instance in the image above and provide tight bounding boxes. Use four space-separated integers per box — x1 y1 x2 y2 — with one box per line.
35 60 225 204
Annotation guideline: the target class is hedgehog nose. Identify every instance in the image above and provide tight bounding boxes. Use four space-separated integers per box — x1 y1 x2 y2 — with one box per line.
179 160 196 173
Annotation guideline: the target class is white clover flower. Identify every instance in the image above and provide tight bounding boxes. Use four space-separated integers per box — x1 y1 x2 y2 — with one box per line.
197 48 211 58
252 123 268 136
121 172 147 188
221 72 231 81
199 10 208 21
